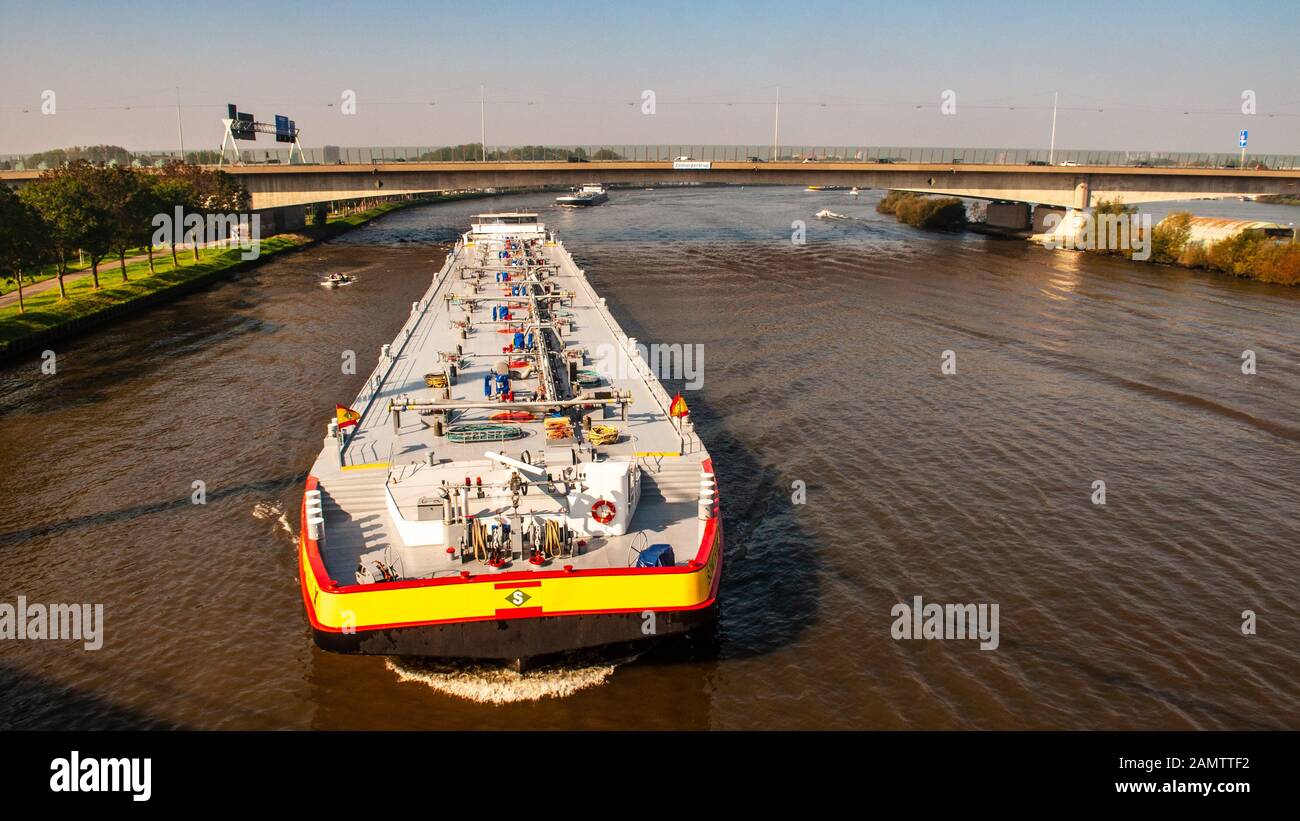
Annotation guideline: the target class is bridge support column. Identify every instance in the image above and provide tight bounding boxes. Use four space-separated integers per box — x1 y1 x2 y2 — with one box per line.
985 202 1031 230
253 205 307 236
1032 205 1068 234
1073 177 1091 209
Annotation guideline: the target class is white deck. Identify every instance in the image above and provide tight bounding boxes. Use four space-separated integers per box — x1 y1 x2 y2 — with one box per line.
309 216 711 584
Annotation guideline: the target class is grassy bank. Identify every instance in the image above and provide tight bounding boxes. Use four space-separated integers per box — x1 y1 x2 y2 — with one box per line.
0 244 155 297
0 199 420 360
875 190 1300 287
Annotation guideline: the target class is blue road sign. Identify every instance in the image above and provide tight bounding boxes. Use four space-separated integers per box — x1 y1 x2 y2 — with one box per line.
1239 130 1248 148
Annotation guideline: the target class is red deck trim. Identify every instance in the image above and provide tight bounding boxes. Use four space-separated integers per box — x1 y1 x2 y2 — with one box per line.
496 606 544 618
300 475 338 589
311 598 718 635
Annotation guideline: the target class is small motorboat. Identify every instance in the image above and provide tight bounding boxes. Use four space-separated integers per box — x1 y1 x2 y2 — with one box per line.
815 209 849 221
322 272 355 288
850 187 860 197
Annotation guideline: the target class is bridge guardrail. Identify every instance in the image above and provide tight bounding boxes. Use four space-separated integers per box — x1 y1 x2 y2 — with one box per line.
4 145 1298 171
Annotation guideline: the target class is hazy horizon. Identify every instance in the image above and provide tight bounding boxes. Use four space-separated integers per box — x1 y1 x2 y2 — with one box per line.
2 0 1297 156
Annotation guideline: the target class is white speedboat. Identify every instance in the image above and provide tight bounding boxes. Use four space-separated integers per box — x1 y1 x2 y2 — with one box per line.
816 209 849 221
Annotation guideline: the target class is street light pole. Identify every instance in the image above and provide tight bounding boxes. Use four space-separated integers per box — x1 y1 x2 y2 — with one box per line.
175 87 185 160
773 86 780 161
1048 92 1058 165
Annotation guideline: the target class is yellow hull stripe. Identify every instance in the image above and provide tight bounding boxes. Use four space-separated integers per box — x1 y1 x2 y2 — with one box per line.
302 533 720 631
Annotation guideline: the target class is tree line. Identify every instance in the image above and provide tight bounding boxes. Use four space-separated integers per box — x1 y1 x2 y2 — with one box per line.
0 145 224 171
0 162 249 312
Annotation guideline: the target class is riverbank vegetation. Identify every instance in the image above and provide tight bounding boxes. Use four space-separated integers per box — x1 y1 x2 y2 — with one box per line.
0 237 301 349
0 198 419 357
877 191 967 229
1 161 248 312
1089 200 1300 285
0 159 428 358
1186 226 1300 284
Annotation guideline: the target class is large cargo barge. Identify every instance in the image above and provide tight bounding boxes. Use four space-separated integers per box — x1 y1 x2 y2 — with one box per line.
298 212 721 666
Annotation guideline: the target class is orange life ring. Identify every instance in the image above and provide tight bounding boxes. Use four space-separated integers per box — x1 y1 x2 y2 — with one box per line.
591 499 616 525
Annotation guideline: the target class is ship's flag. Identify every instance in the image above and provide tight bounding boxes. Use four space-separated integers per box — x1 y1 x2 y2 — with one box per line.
669 393 690 418
336 404 361 429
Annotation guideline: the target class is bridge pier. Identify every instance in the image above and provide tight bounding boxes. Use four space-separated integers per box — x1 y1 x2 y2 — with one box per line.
1073 177 1091 209
253 205 306 236
985 202 1031 230
1032 205 1068 234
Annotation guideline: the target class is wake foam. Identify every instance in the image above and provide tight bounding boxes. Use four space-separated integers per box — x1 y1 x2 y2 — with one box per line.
385 654 637 704
252 501 294 539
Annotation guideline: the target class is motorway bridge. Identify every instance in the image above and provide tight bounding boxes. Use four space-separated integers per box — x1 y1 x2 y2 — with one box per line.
5 150 1299 234
6 159 1299 210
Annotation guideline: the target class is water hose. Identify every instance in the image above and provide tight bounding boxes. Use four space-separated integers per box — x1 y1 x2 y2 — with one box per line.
469 519 489 564
585 424 619 446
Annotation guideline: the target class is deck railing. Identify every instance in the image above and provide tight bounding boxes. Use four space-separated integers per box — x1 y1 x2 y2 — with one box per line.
338 242 461 466
559 239 700 455
6 145 1297 171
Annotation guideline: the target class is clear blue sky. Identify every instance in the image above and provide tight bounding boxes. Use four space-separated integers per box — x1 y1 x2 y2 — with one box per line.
1 0 1297 155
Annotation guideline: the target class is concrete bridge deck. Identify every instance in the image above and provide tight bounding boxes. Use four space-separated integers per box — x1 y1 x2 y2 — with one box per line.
5 160 1299 211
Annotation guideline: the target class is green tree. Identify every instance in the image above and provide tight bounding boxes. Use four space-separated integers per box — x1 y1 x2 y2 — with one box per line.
157 162 249 259
151 176 198 268
877 190 920 215
65 162 118 288
95 165 150 282
183 150 223 165
131 176 165 276
20 163 109 296
1151 212 1193 264
25 144 134 168
896 196 966 229
0 185 50 312
1089 198 1139 259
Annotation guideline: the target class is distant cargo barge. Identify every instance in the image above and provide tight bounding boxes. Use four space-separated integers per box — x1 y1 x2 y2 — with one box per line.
555 184 608 207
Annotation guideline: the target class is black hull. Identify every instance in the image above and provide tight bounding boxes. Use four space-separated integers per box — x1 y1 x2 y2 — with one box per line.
312 605 717 661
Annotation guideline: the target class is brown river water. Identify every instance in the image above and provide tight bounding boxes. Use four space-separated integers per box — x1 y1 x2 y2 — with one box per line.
1 188 1298 729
